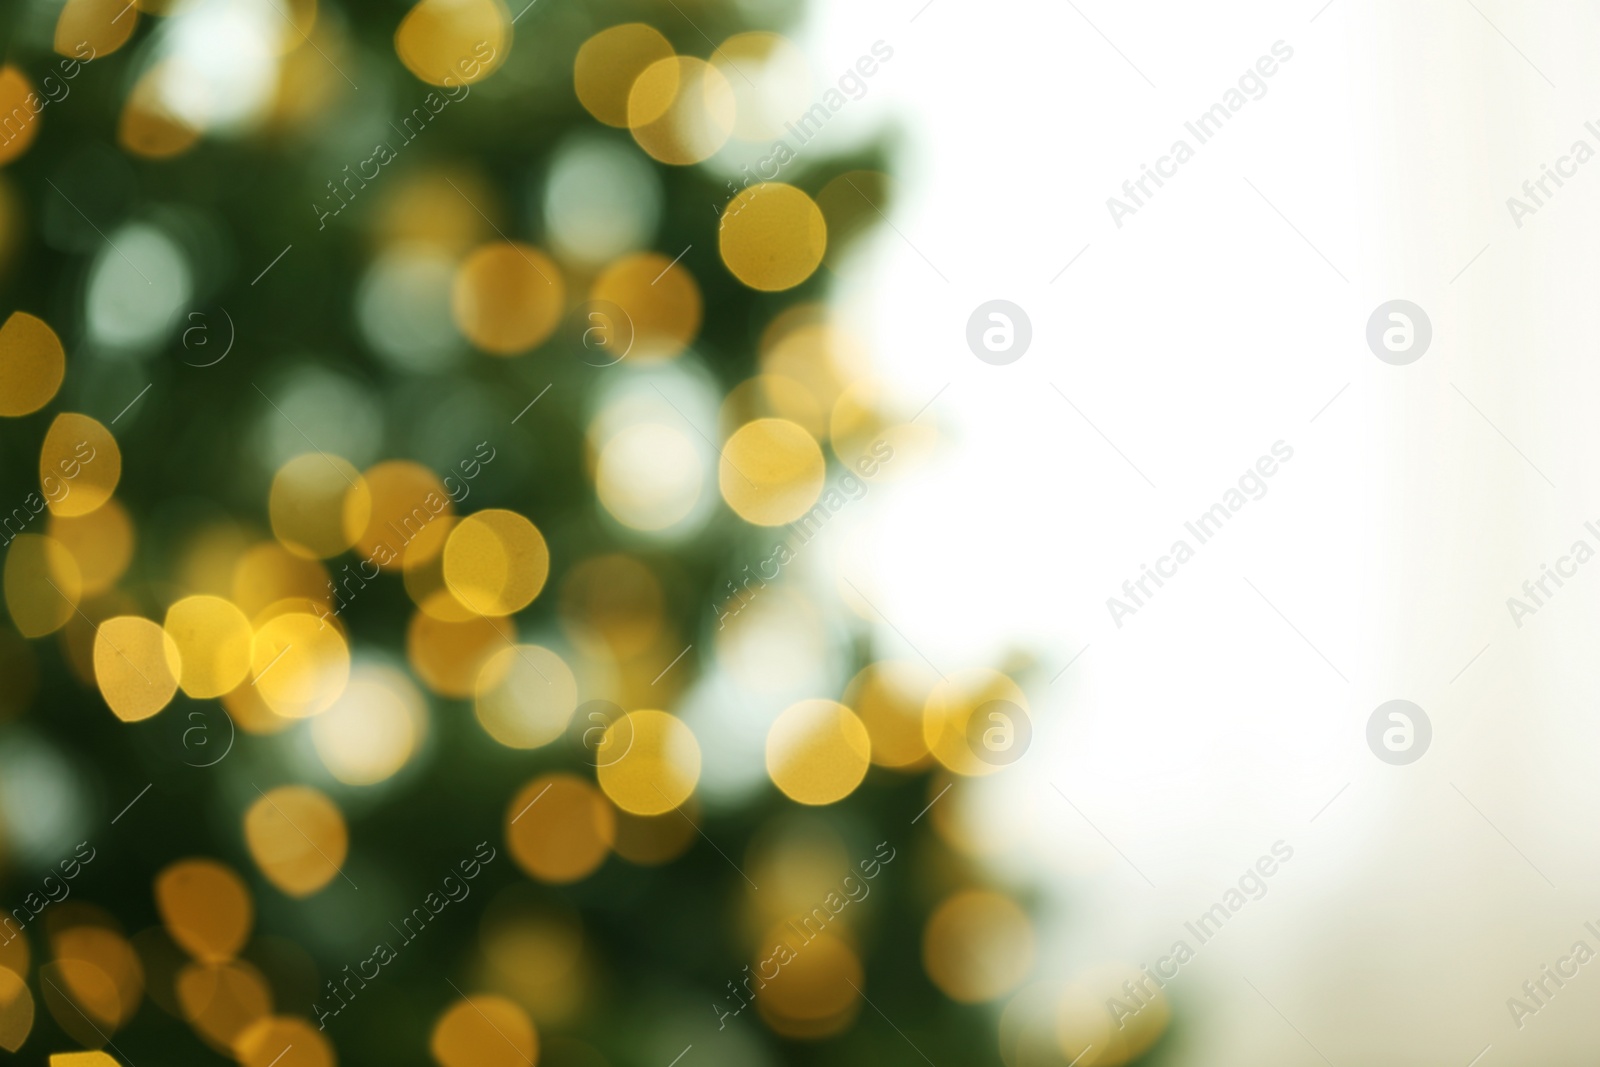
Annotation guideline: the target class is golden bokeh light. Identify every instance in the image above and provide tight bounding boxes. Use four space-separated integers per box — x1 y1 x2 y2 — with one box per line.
55 0 137 58
176 959 272 1054
94 616 181 722
0 70 40 168
163 595 252 699
843 661 937 769
395 0 510 88
760 316 867 416
923 667 1029 777
505 774 615 884
589 253 701 361
451 242 565 356
0 311 65 416
234 1015 335 1067
403 516 477 622
244 786 349 898
221 679 295 737
40 957 120 1045
558 554 663 659
474 644 577 749
48 499 134 596
766 699 872 805
232 542 330 619
41 413 119 518
923 890 1035 1003
51 923 143 1028
48 1054 120 1067
118 64 199 160
719 183 826 292
611 804 697 866
250 612 350 719
269 453 371 560
595 422 703 532
441 509 549 616
155 859 253 963
348 460 452 570
430 993 538 1067
719 418 825 526
407 609 512 697
0 966 31 1052
311 664 425 785
754 926 861 1038
829 377 932 478
4 533 81 637
627 57 735 165
595 709 701 815
574 23 674 127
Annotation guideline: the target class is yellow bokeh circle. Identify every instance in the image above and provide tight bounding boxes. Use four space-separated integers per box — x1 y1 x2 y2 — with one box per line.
719 183 826 292
596 709 700 815
923 890 1035 1003
719 418 824 526
41 413 119 518
766 699 871 805
244 786 348 898
574 23 674 127
395 0 510 88
442 508 549 616
627 57 735 165
94 616 181 722
431 994 538 1067
452 242 565 356
0 311 64 416
505 773 614 884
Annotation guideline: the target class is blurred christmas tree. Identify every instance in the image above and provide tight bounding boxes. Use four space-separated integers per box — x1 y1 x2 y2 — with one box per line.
0 0 1171 1065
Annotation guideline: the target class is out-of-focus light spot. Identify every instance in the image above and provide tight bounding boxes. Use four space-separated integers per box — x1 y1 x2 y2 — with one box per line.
152 0 284 134
0 312 65 416
0 966 32 1052
923 890 1035 1003
442 509 548 617
479 894 587 1023
156 859 253 962
451 242 565 356
347 463 454 572
254 368 383 473
56 0 138 58
431 993 538 1067
544 136 661 267
85 223 190 352
627 57 735 166
558 554 663 659
505 774 614 884
611 803 696 866
231 542 330 620
48 1053 120 1067
574 24 674 128
4 534 81 637
374 170 493 255
720 184 826 292
719 418 824 526
244 785 348 898
357 248 466 374
250 612 348 719
596 709 700 815
40 957 120 1045
51 921 143 1028
163 595 252 698
407 609 511 697
234 1015 335 1067
754 926 860 1038
269 454 371 560
403 516 477 621
119 64 201 159
0 70 41 167
595 423 703 532
175 959 272 1054
475 645 576 749
395 0 509 88
924 668 1029 777
830 378 932 480
766 699 870 805
94 616 180 722
311 663 425 785
844 661 935 769
590 253 701 361
720 375 825 441
0 735 87 864
711 32 812 143
41 414 120 518
48 500 133 597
